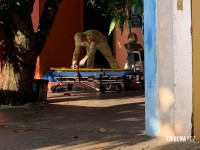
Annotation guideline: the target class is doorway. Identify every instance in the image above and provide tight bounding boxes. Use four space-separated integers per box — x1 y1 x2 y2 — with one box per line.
83 1 113 68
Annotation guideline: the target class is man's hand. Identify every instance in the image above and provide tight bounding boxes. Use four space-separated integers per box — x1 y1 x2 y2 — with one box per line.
79 58 87 67
71 64 78 68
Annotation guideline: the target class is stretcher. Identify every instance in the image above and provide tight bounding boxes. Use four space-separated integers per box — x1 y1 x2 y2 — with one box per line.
43 67 144 93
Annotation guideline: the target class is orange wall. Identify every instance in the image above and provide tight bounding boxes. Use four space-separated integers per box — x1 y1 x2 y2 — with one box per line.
31 0 39 32
115 28 144 68
33 0 83 78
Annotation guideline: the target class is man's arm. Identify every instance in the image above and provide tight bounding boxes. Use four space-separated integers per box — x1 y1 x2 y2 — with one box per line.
71 45 81 68
79 43 96 66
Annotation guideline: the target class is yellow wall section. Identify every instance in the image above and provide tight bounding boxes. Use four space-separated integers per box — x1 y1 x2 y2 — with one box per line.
192 0 200 140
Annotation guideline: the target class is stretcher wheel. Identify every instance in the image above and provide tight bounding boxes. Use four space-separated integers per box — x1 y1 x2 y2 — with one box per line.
117 84 122 91
51 86 57 93
51 84 65 92
67 84 73 91
100 85 106 93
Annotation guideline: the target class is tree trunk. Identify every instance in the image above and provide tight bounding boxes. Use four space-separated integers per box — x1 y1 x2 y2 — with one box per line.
0 0 63 105
0 11 37 105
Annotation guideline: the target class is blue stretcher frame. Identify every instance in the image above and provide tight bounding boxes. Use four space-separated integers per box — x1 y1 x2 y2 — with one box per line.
43 68 143 93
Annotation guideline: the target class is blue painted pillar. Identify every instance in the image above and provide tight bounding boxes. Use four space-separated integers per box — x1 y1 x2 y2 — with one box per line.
144 0 159 136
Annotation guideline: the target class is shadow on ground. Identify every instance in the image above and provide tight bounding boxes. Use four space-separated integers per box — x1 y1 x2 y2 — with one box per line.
1 90 198 150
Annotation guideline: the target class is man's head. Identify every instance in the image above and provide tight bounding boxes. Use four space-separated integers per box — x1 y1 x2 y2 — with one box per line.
127 32 138 42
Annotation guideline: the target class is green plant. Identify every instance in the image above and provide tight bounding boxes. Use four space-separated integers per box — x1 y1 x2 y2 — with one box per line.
87 0 143 35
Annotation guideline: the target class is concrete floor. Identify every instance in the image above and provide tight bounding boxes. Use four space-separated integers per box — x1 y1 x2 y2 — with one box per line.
0 89 200 150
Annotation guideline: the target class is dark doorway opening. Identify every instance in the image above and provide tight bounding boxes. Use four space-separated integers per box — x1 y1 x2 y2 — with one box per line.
83 1 113 68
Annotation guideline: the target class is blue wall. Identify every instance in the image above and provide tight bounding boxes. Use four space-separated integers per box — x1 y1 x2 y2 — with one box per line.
144 0 159 136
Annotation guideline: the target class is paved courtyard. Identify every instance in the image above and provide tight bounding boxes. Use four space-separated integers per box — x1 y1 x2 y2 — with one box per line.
0 89 200 150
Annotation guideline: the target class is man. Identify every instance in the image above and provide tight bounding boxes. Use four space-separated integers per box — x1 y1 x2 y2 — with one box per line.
71 29 119 69
124 32 139 53
124 32 143 69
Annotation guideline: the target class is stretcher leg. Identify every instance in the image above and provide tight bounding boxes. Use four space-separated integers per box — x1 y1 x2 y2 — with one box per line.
100 85 106 93
67 83 73 91
117 84 122 91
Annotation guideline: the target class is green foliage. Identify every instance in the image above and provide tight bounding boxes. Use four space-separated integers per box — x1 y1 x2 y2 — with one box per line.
108 17 119 36
0 0 31 15
87 0 143 35
0 0 22 11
